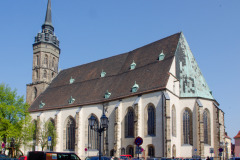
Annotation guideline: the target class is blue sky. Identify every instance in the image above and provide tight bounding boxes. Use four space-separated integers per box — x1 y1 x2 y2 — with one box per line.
0 0 239 141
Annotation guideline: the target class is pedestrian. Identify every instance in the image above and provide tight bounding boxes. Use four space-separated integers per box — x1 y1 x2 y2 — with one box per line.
206 156 210 160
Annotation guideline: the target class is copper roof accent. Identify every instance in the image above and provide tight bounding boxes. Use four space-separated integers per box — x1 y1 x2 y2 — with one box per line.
234 131 240 139
29 32 181 112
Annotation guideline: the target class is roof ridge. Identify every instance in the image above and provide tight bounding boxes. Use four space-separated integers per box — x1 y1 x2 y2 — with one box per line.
60 32 181 72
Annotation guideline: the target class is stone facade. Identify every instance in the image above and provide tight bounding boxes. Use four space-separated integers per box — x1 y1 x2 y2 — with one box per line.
26 89 224 160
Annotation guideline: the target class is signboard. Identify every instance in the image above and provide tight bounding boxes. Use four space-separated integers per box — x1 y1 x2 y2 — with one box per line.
48 136 52 147
46 153 57 160
135 146 142 154
194 148 197 152
1 143 5 148
134 137 143 146
85 148 88 152
219 148 223 152
210 148 214 153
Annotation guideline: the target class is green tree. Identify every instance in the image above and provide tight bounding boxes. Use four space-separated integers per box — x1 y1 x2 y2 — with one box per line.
37 120 57 151
0 83 34 156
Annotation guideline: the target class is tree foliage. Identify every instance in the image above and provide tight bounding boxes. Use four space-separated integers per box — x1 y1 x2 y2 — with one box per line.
36 120 57 151
0 83 34 152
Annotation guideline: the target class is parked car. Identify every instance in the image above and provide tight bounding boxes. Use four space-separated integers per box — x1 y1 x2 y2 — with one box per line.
132 157 145 160
19 156 27 160
27 151 80 160
147 158 160 160
85 156 111 160
120 155 132 160
230 158 240 160
0 154 8 158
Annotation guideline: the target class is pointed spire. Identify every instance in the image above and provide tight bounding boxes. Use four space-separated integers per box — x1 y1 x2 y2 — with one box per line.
44 0 52 26
42 0 54 31
35 0 59 47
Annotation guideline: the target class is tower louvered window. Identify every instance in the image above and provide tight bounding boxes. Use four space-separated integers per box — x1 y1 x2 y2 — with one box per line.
44 55 48 66
36 55 39 66
34 87 37 99
52 57 55 68
125 108 134 137
43 70 47 78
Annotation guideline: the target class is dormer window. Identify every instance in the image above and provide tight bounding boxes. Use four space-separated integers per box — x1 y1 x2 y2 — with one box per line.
68 96 75 104
70 77 75 84
130 60 136 70
39 101 45 108
104 90 111 99
101 70 106 78
159 50 165 61
132 81 139 93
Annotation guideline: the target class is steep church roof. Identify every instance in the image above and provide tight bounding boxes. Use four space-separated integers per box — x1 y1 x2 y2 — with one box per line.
29 32 214 112
29 33 181 112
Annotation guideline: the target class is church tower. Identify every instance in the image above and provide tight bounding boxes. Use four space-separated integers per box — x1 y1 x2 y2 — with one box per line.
26 0 60 105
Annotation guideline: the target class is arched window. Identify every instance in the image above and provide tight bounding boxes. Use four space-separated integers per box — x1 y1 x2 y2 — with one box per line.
52 57 55 68
88 114 99 149
172 105 176 137
34 87 37 99
148 145 155 157
125 108 134 137
121 148 125 155
48 119 56 151
36 55 39 66
44 55 48 66
110 149 114 157
147 105 155 136
172 145 176 157
203 109 211 145
66 117 75 150
43 70 47 78
126 145 134 157
36 70 39 79
182 109 192 145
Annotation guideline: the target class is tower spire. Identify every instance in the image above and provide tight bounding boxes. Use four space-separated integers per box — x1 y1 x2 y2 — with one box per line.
42 0 54 31
44 0 52 27
35 0 59 47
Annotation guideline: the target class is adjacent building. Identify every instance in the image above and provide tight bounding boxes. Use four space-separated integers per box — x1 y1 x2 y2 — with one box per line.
26 0 225 159
234 131 240 157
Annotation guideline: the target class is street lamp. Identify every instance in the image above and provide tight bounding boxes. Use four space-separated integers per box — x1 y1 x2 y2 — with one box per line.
88 112 109 160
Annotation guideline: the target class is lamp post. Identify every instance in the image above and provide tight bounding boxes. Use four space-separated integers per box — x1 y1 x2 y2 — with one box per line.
88 113 109 160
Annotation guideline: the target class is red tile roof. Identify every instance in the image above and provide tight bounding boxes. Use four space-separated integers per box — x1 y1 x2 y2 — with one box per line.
29 32 181 112
234 131 240 139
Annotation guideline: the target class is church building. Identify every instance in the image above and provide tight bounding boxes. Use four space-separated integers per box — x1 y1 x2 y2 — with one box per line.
26 0 225 159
